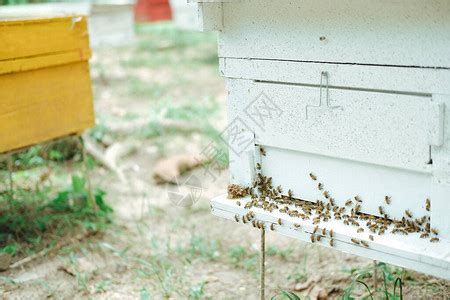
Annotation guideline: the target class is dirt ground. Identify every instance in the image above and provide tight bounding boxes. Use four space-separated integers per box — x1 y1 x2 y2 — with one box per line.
1 23 449 299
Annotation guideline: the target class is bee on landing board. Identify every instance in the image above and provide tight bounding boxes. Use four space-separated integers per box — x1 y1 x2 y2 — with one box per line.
405 210 413 218
309 173 317 181
360 240 369 248
351 238 360 245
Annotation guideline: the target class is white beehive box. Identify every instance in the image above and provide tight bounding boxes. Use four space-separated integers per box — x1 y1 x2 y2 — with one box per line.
0 1 135 48
169 0 198 30
195 0 450 279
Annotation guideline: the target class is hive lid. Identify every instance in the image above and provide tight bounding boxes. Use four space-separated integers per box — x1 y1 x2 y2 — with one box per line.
0 16 91 75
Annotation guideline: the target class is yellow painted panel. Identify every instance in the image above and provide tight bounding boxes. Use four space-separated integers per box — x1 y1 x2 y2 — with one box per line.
0 48 92 75
0 16 90 61
0 62 95 153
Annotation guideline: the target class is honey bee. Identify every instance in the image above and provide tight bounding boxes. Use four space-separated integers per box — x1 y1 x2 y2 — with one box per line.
318 183 323 191
313 225 319 234
270 223 275 231
345 200 353 206
236 201 241 207
384 196 391 205
351 238 360 245
329 198 335 206
378 206 385 215
343 220 350 226
309 173 317 181
405 210 413 218
369 235 374 241
329 229 334 238
426 198 431 212
355 204 361 213
420 233 429 239
354 196 362 203
242 216 247 224
256 163 262 170
329 239 334 247
431 228 439 235
322 228 326 235
278 218 283 225
234 215 240 222
360 240 369 248
288 189 293 198
260 147 267 156
317 235 322 242
277 185 283 193
430 237 440 243
357 228 364 233
310 234 316 243
252 220 257 227
293 223 301 229
323 191 330 199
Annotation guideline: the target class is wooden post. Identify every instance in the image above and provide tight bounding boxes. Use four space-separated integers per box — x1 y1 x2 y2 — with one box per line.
260 227 266 300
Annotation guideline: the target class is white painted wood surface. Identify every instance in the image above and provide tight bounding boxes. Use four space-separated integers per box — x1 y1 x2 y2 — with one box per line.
198 0 450 279
0 2 135 48
211 194 450 280
217 0 450 68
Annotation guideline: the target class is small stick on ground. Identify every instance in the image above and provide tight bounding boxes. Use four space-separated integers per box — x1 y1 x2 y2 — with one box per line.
9 230 97 270
374 260 378 290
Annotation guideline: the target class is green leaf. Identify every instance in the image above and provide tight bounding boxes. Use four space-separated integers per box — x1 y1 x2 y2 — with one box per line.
72 176 85 193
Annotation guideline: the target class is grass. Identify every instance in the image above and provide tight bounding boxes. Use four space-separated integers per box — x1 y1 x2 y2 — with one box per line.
0 138 112 259
120 23 217 70
0 174 112 258
342 262 409 299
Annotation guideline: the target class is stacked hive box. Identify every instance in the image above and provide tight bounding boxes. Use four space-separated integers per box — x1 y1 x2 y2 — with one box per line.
195 0 450 279
0 16 94 153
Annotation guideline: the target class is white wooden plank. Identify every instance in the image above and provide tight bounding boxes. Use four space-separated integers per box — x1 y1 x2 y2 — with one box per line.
211 194 450 280
218 0 450 68
220 58 450 95
227 78 435 172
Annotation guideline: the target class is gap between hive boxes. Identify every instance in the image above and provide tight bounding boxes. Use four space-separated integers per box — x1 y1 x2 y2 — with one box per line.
210 194 450 280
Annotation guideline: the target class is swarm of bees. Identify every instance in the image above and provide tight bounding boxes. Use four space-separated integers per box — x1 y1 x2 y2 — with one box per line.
227 184 251 199
227 164 440 247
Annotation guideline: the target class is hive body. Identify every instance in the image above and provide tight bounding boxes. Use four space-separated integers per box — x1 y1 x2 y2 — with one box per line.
196 0 450 279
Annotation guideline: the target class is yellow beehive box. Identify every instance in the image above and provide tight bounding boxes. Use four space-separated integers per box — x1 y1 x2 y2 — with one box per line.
0 16 94 154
